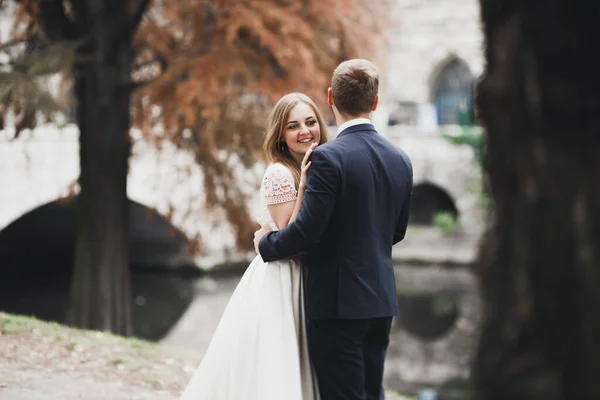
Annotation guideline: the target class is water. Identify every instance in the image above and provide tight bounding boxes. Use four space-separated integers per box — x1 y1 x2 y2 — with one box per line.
159 264 480 396
0 262 478 397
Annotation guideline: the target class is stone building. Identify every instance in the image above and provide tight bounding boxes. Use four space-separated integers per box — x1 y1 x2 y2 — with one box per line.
366 0 487 238
381 0 484 131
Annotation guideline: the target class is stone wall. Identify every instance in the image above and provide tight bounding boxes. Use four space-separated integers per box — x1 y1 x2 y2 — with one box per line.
0 127 80 231
384 0 483 105
0 123 484 269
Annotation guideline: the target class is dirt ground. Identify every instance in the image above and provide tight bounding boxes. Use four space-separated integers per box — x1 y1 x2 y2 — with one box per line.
0 362 177 400
0 312 199 400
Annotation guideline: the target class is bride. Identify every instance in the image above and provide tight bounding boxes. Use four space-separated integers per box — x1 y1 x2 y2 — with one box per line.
180 93 329 400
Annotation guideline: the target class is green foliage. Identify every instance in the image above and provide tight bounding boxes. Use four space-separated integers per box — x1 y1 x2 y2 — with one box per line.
443 126 492 209
433 293 459 316
473 187 491 208
1 41 79 134
443 126 485 168
0 313 62 333
433 211 459 234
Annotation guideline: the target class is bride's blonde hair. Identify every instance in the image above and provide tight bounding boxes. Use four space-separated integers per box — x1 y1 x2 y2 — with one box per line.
263 93 328 188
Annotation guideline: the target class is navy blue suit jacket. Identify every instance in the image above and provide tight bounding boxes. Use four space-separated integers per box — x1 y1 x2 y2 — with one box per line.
259 123 413 320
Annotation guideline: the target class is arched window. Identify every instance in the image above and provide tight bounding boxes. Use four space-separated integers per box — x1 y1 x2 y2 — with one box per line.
432 59 473 126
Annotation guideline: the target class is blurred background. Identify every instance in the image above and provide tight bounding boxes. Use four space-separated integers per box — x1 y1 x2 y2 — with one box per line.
0 0 488 398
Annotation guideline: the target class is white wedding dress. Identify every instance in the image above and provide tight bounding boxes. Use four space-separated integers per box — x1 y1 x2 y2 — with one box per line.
180 163 320 400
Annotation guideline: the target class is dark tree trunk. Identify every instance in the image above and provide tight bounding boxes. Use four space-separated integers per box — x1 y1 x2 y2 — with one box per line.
66 2 134 335
473 1 600 399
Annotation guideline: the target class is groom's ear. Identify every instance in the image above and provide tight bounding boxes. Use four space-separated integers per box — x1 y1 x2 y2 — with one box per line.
371 94 379 111
327 87 334 106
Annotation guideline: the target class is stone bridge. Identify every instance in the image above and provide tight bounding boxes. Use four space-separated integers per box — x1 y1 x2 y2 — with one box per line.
0 123 483 270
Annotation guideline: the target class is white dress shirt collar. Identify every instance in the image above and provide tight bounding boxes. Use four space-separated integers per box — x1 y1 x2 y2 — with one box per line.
337 118 373 135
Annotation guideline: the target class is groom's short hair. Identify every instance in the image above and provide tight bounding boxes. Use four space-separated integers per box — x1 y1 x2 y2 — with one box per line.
331 59 379 117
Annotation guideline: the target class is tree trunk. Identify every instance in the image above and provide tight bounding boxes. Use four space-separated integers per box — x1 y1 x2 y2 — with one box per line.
67 2 133 336
472 1 600 399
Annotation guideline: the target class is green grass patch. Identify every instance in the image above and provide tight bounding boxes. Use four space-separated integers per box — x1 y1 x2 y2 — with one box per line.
433 211 459 234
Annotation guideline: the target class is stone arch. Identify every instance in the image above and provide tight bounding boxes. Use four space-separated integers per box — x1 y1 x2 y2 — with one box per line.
409 181 459 226
0 196 194 277
386 265 482 388
397 291 460 341
0 196 197 341
428 55 474 126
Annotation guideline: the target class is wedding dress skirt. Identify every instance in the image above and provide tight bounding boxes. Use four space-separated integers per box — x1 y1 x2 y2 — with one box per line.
179 254 320 400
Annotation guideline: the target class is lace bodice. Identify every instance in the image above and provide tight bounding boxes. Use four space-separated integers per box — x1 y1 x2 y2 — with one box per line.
259 163 298 230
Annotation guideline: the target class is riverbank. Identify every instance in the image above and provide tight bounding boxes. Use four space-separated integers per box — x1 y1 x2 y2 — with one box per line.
0 312 413 400
189 226 482 276
392 227 480 267
0 312 193 399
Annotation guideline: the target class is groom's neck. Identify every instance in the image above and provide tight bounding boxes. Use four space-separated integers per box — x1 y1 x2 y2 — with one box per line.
334 111 372 127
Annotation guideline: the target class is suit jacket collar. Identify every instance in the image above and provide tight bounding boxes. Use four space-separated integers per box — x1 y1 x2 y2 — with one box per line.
337 123 378 138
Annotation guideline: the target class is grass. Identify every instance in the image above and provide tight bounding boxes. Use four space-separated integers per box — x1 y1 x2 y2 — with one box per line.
433 211 459 235
0 312 200 393
0 312 416 398
1 312 162 354
1 313 63 334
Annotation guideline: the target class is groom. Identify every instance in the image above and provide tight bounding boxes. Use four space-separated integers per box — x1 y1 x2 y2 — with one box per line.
254 59 413 400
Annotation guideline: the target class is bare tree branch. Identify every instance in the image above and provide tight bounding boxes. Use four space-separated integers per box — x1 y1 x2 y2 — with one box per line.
69 1 91 30
126 78 157 92
39 0 80 41
0 38 27 53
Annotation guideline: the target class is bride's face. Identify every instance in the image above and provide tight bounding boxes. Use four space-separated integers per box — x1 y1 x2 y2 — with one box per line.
283 102 321 160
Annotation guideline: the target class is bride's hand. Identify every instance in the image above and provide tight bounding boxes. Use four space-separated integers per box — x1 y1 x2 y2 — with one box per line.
299 143 317 192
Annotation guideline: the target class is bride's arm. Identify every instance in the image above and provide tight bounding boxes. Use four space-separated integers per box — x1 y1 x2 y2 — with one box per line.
267 171 308 229
267 201 296 230
267 144 315 229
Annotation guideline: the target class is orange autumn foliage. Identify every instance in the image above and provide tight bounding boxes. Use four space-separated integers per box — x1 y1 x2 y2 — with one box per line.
3 0 388 253
131 0 388 251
